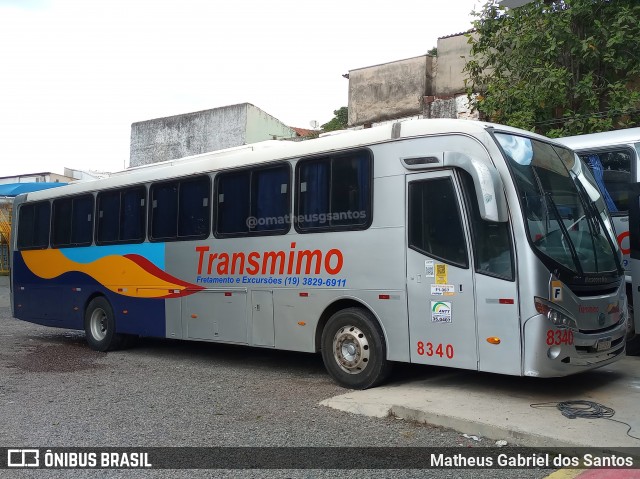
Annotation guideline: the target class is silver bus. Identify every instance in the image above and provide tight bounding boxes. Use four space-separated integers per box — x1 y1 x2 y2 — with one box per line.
558 128 640 354
11 119 627 389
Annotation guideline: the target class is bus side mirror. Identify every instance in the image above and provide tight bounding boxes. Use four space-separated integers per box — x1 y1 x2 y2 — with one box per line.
443 152 508 223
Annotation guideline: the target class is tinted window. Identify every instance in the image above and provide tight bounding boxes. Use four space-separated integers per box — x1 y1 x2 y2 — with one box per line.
151 176 210 241
151 182 178 240
17 201 51 250
52 198 72 247
178 177 210 238
252 167 289 233
52 195 93 247
216 165 289 237
296 151 371 231
578 149 632 214
461 174 514 280
408 177 468 268
97 186 146 244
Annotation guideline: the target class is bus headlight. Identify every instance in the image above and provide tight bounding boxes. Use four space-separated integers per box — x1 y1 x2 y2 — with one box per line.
535 298 578 331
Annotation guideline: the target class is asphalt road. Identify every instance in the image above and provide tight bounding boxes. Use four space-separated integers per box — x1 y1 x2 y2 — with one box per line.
0 278 554 478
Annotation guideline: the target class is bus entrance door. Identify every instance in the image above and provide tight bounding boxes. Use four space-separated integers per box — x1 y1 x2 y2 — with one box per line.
406 171 478 370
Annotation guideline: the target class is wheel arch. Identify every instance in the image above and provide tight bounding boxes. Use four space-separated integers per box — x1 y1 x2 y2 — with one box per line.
314 298 387 353
84 291 108 315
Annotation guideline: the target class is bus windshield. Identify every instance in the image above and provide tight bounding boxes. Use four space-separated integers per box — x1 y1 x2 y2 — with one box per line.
495 133 620 276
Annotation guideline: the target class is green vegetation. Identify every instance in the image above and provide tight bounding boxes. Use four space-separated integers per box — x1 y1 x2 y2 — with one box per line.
464 0 640 136
321 107 348 132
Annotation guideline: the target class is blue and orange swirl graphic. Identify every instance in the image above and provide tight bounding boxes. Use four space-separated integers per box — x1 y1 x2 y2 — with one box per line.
21 246 202 299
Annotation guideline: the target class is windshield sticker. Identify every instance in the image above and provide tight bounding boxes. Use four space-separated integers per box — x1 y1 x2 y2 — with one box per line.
435 264 448 284
431 284 454 296
425 260 435 277
431 301 452 323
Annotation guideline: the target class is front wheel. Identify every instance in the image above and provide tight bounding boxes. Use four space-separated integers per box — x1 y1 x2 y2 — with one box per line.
321 308 392 389
84 297 125 352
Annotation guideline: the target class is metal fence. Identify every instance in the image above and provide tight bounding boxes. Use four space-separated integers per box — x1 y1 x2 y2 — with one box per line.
0 198 12 275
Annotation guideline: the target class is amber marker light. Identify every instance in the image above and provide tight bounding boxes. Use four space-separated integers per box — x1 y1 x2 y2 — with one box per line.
486 337 501 345
297 321 306 326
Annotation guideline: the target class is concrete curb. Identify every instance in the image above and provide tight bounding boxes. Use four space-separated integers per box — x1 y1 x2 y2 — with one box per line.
320 359 640 452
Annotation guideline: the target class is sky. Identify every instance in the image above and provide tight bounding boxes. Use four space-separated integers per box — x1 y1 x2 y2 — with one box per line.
0 0 483 176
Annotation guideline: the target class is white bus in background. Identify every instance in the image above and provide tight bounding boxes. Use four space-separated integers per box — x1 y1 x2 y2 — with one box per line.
11 119 627 389
558 128 640 354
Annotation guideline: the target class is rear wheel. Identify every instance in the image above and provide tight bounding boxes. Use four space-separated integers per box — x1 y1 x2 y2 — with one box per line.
84 297 125 352
321 307 392 389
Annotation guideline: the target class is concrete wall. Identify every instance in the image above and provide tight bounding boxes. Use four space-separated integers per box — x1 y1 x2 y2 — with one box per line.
129 104 249 167
426 94 478 120
129 103 298 167
434 33 476 97
346 33 477 126
348 55 433 127
245 104 297 144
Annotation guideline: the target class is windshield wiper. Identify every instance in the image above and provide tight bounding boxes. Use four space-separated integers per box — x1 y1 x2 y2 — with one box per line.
574 177 624 275
544 192 584 275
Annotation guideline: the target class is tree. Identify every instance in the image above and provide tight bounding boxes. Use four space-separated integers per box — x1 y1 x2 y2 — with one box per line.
464 0 640 137
321 107 348 132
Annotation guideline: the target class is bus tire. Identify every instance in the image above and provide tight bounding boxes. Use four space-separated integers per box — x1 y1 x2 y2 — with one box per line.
321 307 392 390
84 297 124 352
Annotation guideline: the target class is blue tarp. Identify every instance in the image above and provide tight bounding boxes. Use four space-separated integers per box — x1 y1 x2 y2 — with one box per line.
0 183 66 197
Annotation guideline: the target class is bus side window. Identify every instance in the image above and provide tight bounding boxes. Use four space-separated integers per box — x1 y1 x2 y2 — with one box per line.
178 176 210 238
150 176 210 241
296 150 371 232
17 201 51 250
461 173 515 281
578 150 632 214
121 187 146 242
216 171 251 236
251 166 289 233
150 181 178 240
52 195 93 248
98 186 146 244
408 177 468 268
216 165 289 237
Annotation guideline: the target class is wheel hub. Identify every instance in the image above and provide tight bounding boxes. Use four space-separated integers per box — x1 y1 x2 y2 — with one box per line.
333 325 370 374
90 308 108 341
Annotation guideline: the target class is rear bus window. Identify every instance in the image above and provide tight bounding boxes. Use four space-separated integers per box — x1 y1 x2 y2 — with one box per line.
17 201 51 250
